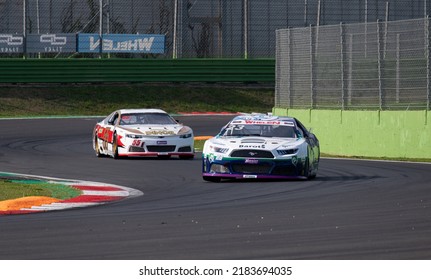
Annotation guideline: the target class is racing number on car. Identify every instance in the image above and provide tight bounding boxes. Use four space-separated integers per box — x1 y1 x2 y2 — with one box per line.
132 140 142 147
101 128 111 150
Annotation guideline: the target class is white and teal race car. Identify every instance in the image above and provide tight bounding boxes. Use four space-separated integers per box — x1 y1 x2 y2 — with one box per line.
202 114 320 182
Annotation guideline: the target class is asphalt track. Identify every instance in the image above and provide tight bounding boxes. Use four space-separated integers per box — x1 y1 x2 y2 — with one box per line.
0 116 431 260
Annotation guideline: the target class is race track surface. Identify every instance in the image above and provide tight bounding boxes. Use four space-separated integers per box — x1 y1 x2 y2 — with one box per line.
0 116 430 260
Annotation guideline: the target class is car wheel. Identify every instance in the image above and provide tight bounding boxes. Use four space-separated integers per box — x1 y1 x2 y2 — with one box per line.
308 171 317 179
203 176 221 182
304 152 317 180
112 133 119 159
94 136 102 157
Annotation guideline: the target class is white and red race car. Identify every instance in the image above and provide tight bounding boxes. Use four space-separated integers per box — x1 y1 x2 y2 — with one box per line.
93 109 194 159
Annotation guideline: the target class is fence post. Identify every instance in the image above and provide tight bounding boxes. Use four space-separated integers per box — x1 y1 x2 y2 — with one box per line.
23 0 26 59
377 20 384 110
243 0 248 59
348 34 353 106
426 10 429 120
364 0 368 58
396 33 400 104
287 28 292 108
316 0 321 51
340 22 345 110
383 1 389 58
173 0 178 59
99 0 103 58
304 0 308 26
275 30 281 108
427 16 430 110
310 25 315 109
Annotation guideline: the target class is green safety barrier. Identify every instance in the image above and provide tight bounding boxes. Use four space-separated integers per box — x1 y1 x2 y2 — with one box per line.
0 59 275 83
273 108 431 159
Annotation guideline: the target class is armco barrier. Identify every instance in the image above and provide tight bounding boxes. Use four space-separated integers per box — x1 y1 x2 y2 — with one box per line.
0 59 275 83
273 108 431 159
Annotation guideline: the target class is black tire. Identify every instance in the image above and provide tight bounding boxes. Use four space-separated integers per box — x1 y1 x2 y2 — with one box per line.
304 150 317 180
94 136 102 157
112 133 119 159
203 176 222 182
308 172 317 180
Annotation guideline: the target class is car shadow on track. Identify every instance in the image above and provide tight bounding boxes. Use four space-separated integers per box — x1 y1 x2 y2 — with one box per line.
312 175 383 182
205 175 384 184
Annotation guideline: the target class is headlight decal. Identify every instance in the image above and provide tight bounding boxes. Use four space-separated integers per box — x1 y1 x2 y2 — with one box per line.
126 134 145 139
210 145 229 154
178 126 193 138
179 133 192 138
277 148 299 155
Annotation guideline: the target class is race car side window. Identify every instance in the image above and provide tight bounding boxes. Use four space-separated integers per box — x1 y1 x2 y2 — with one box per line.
108 112 119 125
294 119 308 138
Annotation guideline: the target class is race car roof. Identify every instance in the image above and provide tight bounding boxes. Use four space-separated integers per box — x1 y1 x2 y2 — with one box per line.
117 108 168 115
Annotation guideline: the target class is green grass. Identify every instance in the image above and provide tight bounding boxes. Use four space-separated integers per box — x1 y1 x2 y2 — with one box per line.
0 84 274 117
194 140 206 152
0 179 81 201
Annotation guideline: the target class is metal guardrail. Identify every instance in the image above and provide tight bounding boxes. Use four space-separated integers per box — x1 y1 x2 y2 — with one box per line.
0 58 275 83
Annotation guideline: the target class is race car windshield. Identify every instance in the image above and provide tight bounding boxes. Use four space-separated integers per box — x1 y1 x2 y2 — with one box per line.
221 124 297 138
120 113 177 125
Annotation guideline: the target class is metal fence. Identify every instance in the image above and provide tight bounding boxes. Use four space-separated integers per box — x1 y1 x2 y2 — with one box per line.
1 0 431 58
275 18 431 110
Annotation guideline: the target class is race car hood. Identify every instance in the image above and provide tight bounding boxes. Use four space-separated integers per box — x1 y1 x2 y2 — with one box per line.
210 136 304 150
118 125 192 136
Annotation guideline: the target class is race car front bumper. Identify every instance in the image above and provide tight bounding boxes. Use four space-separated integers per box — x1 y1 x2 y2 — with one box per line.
202 156 308 180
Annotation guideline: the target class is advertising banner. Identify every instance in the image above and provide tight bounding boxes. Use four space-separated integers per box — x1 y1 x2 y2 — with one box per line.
0 34 24 53
78 34 165 53
26 34 76 53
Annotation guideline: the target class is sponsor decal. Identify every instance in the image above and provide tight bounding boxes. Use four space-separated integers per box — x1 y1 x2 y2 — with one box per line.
40 34 67 45
245 120 282 125
78 34 165 53
0 34 24 53
241 120 295 126
0 33 165 54
145 130 174 135
26 34 76 53
239 144 265 148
